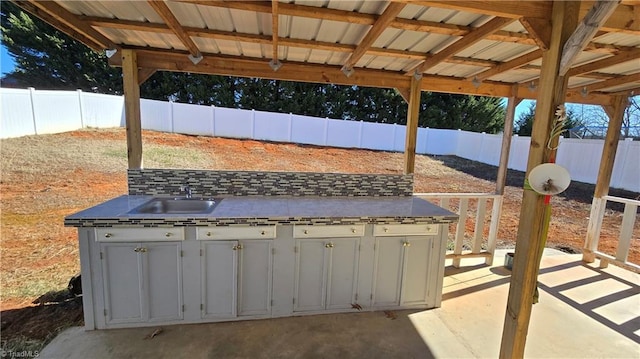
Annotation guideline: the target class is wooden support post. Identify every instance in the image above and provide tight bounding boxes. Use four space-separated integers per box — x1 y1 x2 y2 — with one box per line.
496 88 521 195
404 75 421 174
499 2 579 358
583 95 628 262
122 49 143 169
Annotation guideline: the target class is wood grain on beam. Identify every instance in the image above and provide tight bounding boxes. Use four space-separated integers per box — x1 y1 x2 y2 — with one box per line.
581 72 640 92
396 87 410 103
496 87 521 195
138 68 157 85
594 95 628 197
408 1 552 19
272 0 279 64
107 47 612 105
404 75 421 174
519 18 551 50
147 0 200 57
23 0 116 49
411 17 515 75
469 49 543 81
586 2 640 34
342 2 406 71
121 49 143 169
560 0 621 76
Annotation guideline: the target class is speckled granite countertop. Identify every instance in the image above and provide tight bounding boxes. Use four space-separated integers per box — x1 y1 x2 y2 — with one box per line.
64 195 458 227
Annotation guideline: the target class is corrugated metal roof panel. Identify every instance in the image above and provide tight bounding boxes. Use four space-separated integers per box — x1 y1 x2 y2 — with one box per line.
594 33 640 47
494 68 540 83
165 1 207 28
373 28 404 49
192 37 220 54
568 77 600 88
229 9 263 35
315 20 351 43
598 61 640 75
195 5 235 32
289 17 323 40
428 62 482 78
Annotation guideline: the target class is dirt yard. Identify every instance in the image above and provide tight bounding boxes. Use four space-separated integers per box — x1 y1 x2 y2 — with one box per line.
1 128 638 352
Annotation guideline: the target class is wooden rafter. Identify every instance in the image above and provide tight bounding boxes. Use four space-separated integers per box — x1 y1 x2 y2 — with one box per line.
410 1 552 19
410 17 515 75
580 72 640 92
581 2 639 34
138 68 157 85
341 2 406 72
519 18 551 50
107 47 612 105
559 0 622 76
271 0 279 67
567 48 640 77
84 16 498 68
468 49 543 81
19 0 116 50
177 0 539 46
147 0 200 57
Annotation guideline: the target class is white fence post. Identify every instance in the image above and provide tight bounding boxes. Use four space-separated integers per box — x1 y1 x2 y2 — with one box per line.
288 113 293 142
358 120 363 148
170 101 175 133
28 87 38 135
211 105 216 137
77 89 85 128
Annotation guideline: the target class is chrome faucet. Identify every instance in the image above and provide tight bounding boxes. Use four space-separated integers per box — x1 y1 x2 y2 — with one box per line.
180 184 193 199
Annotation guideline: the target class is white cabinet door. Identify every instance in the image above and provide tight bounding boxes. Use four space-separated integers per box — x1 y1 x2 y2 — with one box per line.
372 237 404 307
146 242 183 322
326 238 359 310
294 238 359 312
294 239 328 312
101 242 144 325
101 241 183 325
400 237 431 306
201 241 237 318
238 240 273 316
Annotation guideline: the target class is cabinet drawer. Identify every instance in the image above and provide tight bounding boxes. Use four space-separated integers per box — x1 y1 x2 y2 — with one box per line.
293 224 364 238
96 227 185 242
373 224 439 237
196 226 276 240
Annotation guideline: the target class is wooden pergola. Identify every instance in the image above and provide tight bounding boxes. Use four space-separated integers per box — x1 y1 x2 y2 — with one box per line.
15 1 639 358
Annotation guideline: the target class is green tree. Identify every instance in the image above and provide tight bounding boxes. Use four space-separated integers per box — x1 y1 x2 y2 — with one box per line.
515 102 582 137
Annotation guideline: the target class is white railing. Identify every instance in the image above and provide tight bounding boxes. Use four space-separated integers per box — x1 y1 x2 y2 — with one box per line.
415 193 503 267
584 195 640 273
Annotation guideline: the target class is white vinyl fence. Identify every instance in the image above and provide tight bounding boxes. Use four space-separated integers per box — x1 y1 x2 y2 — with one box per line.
2 87 638 192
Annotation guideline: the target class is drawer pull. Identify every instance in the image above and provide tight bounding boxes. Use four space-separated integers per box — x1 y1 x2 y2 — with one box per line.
104 233 113 238
232 244 244 251
134 247 147 253
261 231 266 236
325 242 334 248
351 228 356 233
303 230 309 235
206 232 212 237
384 228 389 233
165 232 172 237
403 241 411 247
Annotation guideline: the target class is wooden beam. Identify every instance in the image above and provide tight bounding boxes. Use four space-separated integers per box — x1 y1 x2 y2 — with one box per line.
406 1 552 19
519 18 551 50
84 16 497 67
404 75 421 174
585 2 640 34
138 68 157 85
410 17 515 75
179 0 540 46
496 88 521 195
21 0 116 50
121 49 143 169
107 47 613 105
342 2 406 72
147 0 200 57
581 72 640 92
396 88 410 104
499 2 580 358
559 0 621 76
271 0 279 66
583 95 628 262
469 49 543 81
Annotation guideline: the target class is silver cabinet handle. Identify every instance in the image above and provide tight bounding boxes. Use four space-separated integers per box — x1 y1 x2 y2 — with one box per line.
303 230 309 234
165 232 172 237
104 233 113 238
325 242 334 249
403 241 411 247
232 244 243 250
383 227 389 233
206 232 212 237
261 230 266 236
351 228 356 233
134 247 147 253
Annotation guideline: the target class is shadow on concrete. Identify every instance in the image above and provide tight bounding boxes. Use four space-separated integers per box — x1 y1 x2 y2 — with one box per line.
431 155 639 211
537 260 640 343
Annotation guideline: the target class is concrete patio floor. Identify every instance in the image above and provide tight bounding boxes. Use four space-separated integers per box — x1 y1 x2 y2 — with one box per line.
40 249 639 359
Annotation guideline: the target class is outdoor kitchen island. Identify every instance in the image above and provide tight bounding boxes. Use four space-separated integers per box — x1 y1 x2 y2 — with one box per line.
65 169 458 330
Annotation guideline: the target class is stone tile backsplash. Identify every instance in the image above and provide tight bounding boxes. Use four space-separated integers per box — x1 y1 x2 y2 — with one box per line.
128 169 413 197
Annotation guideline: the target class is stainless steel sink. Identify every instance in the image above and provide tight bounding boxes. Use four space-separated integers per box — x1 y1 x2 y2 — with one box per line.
128 198 221 215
